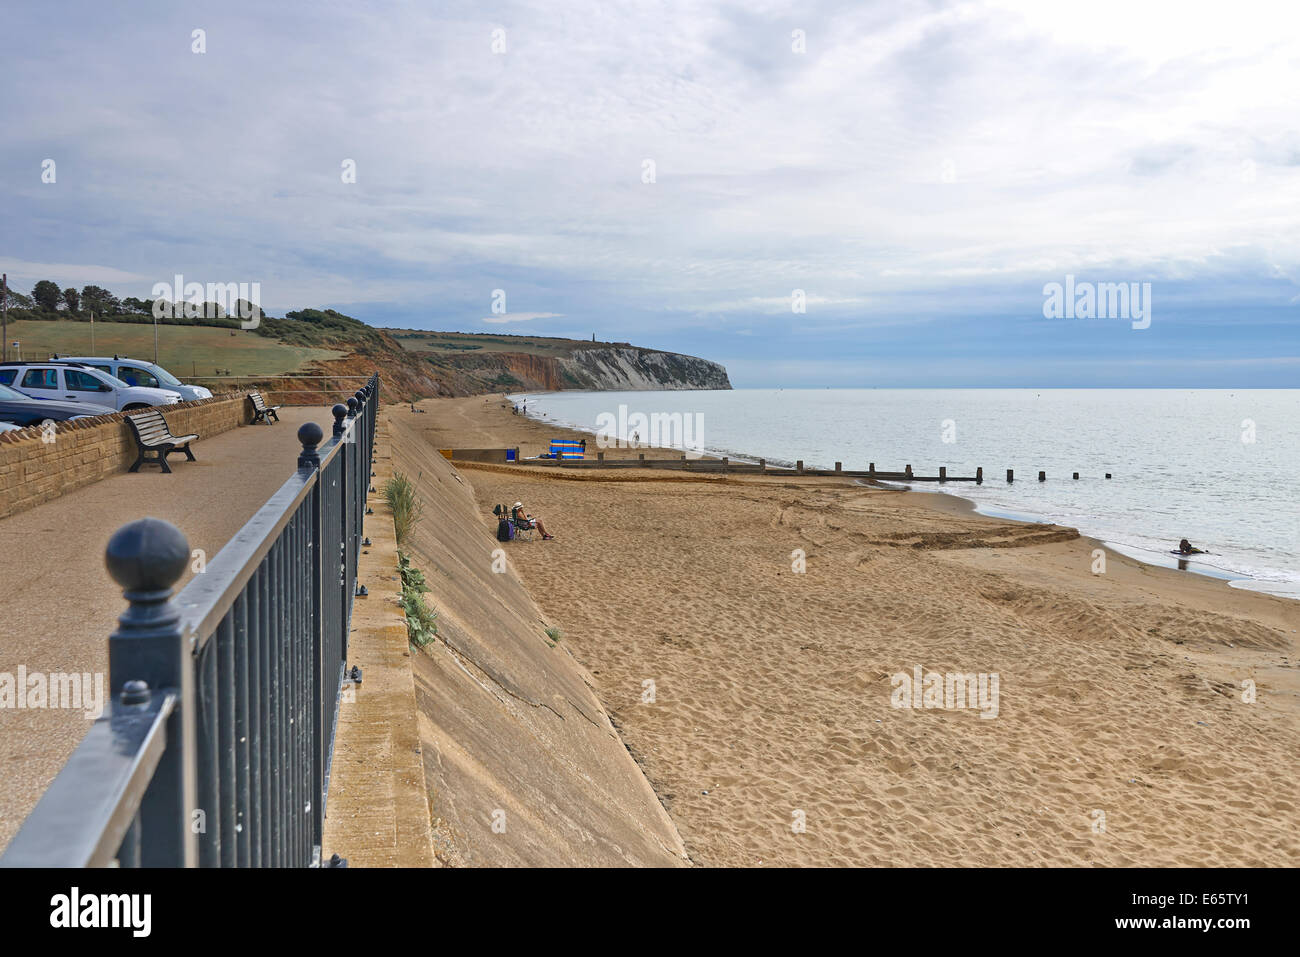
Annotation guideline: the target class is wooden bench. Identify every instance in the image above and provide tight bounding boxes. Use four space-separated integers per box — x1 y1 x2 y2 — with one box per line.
125 409 199 474
248 391 281 424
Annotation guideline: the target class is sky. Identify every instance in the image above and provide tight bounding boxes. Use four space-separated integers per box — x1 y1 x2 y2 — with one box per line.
2 0 1298 387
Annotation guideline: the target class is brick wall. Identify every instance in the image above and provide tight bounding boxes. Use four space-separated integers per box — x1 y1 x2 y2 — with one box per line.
0 393 254 519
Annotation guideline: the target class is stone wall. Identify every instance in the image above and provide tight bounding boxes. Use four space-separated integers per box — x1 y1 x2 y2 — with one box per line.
0 393 254 519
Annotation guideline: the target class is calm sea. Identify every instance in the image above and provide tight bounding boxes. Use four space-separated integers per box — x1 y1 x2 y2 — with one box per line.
513 388 1300 599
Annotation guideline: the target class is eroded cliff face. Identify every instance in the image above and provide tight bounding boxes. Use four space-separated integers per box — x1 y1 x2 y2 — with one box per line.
300 335 731 400
556 348 731 391
409 346 731 395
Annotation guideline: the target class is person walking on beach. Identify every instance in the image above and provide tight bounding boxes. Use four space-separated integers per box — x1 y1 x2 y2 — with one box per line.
513 501 554 540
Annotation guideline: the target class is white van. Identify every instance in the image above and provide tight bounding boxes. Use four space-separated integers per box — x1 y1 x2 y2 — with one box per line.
55 356 213 401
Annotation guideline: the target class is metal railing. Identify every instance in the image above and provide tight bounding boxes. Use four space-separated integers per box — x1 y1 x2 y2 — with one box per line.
0 375 380 867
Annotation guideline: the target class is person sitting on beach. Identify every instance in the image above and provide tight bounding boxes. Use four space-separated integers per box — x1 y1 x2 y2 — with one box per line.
1178 538 1205 555
513 501 554 540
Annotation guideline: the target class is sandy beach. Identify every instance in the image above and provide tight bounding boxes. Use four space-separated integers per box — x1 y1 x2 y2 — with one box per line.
394 396 1299 867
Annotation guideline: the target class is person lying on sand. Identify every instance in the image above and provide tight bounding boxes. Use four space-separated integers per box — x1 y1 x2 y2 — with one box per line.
513 501 555 540
1178 538 1205 555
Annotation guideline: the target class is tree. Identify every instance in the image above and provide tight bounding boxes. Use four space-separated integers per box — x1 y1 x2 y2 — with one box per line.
80 285 120 315
63 287 80 312
32 280 61 311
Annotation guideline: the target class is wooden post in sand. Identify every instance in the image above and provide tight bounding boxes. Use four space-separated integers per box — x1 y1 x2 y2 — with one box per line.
939 466 946 481
1073 472 1079 480
905 464 913 478
1038 470 1046 481
797 460 804 475
1007 469 1014 482
1105 473 1112 479
639 453 645 464
869 463 875 477
722 457 729 473
760 458 766 473
976 467 983 483
597 451 604 464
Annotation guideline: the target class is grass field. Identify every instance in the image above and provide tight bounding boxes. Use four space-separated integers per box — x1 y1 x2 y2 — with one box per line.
387 329 622 358
2 320 345 379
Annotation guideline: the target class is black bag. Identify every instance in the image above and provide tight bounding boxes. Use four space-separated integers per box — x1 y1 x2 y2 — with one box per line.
497 517 515 542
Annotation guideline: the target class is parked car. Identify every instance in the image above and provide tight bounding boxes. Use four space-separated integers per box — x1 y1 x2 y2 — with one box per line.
53 355 213 401
0 362 182 412
0 422 22 433
0 380 117 425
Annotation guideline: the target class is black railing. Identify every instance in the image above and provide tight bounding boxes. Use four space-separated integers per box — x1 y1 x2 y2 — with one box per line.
0 375 380 867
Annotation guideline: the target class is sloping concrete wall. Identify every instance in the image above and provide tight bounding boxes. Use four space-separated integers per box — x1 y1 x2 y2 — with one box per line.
389 414 687 866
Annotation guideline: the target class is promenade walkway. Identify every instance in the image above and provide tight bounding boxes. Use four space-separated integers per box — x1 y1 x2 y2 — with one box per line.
0 406 334 851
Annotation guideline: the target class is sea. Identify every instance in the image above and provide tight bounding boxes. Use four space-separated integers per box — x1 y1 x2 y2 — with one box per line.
511 388 1300 599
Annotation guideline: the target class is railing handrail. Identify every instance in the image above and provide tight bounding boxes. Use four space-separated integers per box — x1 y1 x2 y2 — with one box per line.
176 408 357 651
0 693 175 868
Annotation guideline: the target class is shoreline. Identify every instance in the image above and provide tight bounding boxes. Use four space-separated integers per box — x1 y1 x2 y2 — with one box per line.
511 392 1299 600
402 396 1300 866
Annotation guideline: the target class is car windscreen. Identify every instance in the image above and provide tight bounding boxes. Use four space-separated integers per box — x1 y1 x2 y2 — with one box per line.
0 382 30 401
145 364 183 385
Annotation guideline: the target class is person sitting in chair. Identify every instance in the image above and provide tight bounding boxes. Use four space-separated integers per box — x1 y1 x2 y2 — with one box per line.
513 501 554 540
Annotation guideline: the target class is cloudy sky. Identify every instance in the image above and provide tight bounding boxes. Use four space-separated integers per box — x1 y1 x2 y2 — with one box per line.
2 0 1298 386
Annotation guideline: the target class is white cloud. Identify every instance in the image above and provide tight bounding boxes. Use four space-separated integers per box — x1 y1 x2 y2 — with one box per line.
1 0 1298 325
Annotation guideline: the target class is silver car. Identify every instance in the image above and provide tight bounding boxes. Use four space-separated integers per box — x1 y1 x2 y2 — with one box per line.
0 362 182 411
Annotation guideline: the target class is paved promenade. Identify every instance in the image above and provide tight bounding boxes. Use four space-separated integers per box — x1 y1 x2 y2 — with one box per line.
0 406 333 852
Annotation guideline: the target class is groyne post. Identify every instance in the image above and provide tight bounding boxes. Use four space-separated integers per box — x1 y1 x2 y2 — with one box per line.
939 466 946 481
905 464 913 478
1038 470 1046 481
797 460 804 475
1007 469 1014 482
976 467 983 483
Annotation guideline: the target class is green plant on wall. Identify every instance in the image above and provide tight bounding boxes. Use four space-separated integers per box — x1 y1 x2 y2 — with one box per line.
383 471 423 543
397 550 437 648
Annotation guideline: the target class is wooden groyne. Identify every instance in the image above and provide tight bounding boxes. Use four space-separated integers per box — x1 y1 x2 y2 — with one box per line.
450 449 1111 483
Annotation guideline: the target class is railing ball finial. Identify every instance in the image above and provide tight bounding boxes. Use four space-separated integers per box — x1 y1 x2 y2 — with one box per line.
298 421 324 470
105 518 190 597
353 389 365 407
346 396 359 418
331 403 348 436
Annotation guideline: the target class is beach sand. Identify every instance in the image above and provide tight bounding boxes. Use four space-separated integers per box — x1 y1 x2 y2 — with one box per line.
396 396 1300 867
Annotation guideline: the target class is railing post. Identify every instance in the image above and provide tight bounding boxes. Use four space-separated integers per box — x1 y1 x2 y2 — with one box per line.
297 422 322 471
105 518 199 867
